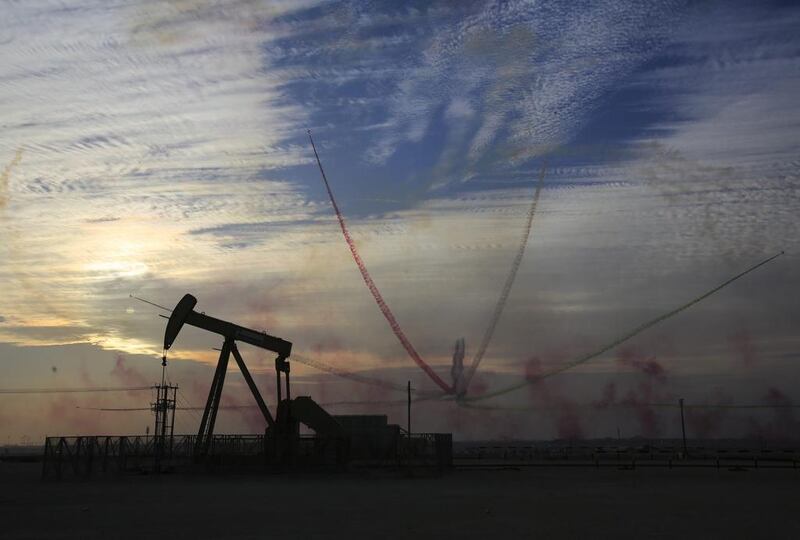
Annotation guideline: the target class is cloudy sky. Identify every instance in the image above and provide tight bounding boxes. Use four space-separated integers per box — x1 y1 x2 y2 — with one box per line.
1 0 798 442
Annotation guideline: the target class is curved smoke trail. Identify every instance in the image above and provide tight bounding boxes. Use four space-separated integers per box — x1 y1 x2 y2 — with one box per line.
461 164 546 393
308 131 453 393
463 250 785 403
292 354 408 392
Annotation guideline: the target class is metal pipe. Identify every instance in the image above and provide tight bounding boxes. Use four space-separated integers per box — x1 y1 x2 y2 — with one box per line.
276 357 282 405
285 363 291 402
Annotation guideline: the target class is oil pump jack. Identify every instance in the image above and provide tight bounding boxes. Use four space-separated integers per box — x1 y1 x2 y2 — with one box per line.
162 293 344 460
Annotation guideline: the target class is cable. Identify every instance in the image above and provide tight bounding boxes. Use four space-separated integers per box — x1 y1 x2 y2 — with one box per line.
320 397 428 408
0 386 153 395
461 401 800 412
177 389 203 424
77 405 257 412
292 353 437 396
129 294 172 312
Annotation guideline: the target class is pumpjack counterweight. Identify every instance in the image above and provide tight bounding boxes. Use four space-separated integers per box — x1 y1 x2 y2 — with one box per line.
163 294 292 458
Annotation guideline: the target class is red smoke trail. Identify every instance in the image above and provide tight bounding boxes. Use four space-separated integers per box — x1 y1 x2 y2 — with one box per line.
308 131 452 393
594 382 617 409
616 347 666 383
48 396 101 434
727 328 758 367
686 405 729 438
589 348 671 437
617 348 668 437
110 354 151 387
746 387 800 440
524 356 585 439
221 384 269 432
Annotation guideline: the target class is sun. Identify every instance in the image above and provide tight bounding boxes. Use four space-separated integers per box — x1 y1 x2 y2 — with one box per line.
80 223 159 281
85 259 149 279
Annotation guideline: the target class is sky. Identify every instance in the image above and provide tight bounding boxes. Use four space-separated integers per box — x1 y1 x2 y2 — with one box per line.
1 0 799 443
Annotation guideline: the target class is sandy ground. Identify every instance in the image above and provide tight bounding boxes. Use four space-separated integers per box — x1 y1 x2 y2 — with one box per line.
2 462 799 539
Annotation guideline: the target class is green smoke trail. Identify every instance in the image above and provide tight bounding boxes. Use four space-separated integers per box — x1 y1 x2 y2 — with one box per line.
463 250 785 403
461 163 546 394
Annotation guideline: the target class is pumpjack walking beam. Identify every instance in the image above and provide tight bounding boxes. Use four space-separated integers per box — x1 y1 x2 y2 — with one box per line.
162 294 291 458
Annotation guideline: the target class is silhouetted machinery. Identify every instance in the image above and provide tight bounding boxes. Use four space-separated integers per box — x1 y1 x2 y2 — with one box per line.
163 294 346 462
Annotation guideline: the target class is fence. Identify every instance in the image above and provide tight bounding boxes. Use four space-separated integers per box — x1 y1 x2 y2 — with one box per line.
453 443 800 469
41 432 452 480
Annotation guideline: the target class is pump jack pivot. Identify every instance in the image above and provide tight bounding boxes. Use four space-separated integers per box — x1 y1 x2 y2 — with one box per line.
163 294 293 458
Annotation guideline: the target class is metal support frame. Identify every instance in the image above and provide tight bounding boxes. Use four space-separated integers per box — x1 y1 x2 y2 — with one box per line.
231 343 275 428
272 355 293 462
195 339 232 457
194 340 286 458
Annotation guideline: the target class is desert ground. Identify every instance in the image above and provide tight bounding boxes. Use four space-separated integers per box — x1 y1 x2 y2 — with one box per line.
2 461 799 539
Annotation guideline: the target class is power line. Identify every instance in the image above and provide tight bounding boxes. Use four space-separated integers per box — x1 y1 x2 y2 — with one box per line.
461 401 800 412
292 353 438 397
77 405 256 412
129 293 172 312
0 386 153 395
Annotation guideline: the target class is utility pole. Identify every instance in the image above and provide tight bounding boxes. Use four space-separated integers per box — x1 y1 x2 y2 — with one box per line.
407 380 411 437
679 398 688 458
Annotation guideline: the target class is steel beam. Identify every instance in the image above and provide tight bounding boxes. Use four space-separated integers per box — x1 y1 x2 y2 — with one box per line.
185 311 291 357
195 340 231 456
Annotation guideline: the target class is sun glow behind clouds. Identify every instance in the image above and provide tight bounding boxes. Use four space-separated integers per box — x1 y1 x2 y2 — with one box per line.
80 228 159 281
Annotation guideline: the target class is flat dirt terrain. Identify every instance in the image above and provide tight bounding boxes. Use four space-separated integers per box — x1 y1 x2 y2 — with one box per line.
2 462 799 539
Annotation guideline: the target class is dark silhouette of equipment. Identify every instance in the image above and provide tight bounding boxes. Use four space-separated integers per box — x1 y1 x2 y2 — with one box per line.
38 292 454 477
162 293 352 464
151 383 177 470
163 293 296 457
